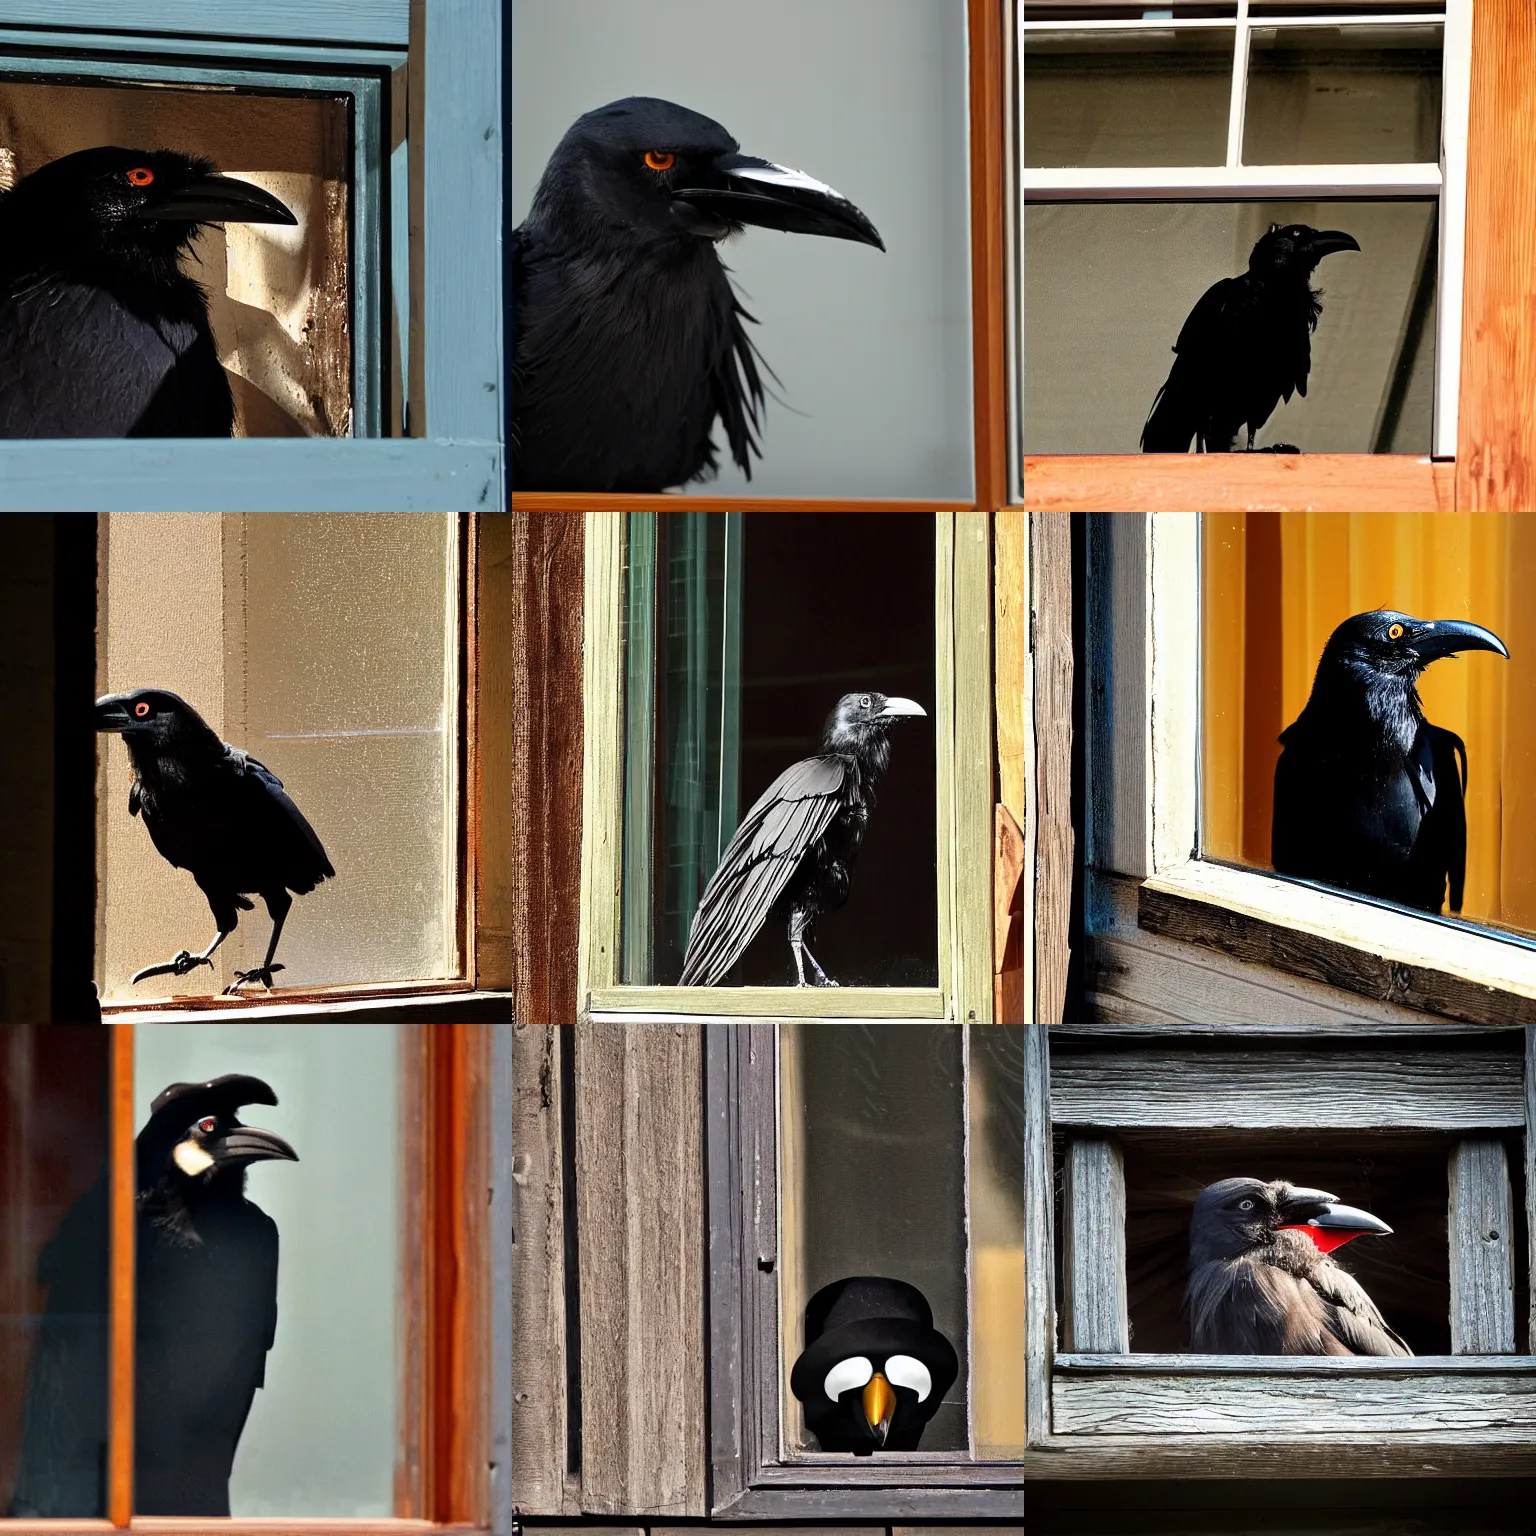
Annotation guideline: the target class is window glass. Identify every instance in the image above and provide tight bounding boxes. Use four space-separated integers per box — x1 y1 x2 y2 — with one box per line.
621 512 938 988
779 1024 968 1455
2 1025 109 1518
510 0 973 498
1023 199 1436 453
97 512 459 1001
0 78 353 437
1202 511 1536 941
132 1022 400 1515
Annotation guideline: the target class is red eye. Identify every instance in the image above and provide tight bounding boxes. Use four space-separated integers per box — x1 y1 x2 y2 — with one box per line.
198 1117 217 1133
644 151 675 172
126 167 154 187
134 701 150 717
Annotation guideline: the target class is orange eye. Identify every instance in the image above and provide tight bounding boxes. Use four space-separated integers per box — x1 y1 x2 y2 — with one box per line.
644 150 675 172
1388 623 1405 640
198 1116 217 1134
134 701 150 717
126 167 154 187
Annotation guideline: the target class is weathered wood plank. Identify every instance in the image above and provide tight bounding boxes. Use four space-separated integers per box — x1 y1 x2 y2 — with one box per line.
1057 1353 1536 1374
1064 1139 1128 1353
1023 1024 1055 1449
1528 1027 1536 1356
1052 1371 1536 1435
1051 1049 1524 1129
1032 509 1073 1024
1449 1139 1517 1353
996 804 1025 1026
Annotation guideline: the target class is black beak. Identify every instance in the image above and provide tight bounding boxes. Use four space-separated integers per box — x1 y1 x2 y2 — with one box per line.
670 152 884 250
1409 618 1510 663
1308 229 1361 259
1305 1201 1393 1237
137 172 297 227
214 1125 299 1167
877 697 927 722
95 693 136 733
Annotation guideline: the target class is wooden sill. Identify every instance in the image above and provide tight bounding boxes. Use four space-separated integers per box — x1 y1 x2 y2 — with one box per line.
587 985 945 1020
1022 453 1455 512
103 989 513 1023
1056 1354 1536 1375
511 493 975 512
1138 861 1536 1025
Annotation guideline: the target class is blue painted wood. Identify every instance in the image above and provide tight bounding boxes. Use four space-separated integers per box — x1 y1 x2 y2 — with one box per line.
424 0 503 451
0 27 403 67
0 3 408 48
0 439 500 510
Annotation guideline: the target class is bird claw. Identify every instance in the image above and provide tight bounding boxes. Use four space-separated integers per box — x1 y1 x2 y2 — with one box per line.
131 950 214 985
1250 444 1300 454
223 963 285 995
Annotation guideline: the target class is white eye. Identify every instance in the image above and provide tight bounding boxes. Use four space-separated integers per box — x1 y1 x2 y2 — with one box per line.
884 1353 932 1403
1238 1199 1255 1211
822 1355 873 1401
859 694 871 708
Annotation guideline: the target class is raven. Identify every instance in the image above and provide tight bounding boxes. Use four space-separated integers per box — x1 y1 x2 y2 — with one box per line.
1188 1177 1408 1356
9 1074 297 1518
1271 610 1508 913
789 1275 958 1454
513 97 884 491
1141 223 1360 453
0 147 295 438
679 691 925 987
96 688 334 992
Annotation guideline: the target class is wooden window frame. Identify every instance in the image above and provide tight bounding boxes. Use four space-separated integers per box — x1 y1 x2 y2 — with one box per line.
1023 1023 1536 1476
1 1019 512 1533
1079 510 1536 1025
706 1021 1024 1518
0 2 503 513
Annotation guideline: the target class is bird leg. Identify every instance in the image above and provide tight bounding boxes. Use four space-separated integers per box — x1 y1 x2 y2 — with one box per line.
788 909 839 988
131 928 230 985
225 891 291 994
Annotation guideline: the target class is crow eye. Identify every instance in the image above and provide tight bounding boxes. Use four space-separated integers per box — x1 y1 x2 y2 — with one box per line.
644 151 675 172
1238 1198 1254 1211
134 701 151 717
1388 622 1405 640
197 1116 217 1134
859 694 871 709
823 1355 873 1401
885 1353 932 1403
126 167 155 187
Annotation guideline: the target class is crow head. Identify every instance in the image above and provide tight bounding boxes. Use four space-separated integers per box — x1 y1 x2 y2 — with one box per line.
1190 1177 1393 1268
1248 222 1360 279
789 1275 958 1454
528 96 884 251
1319 609 1510 685
3 147 295 283
821 691 926 775
96 687 223 762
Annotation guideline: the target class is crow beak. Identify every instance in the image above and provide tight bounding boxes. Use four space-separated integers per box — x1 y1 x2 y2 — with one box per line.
95 694 137 733
1409 618 1510 663
1278 1198 1392 1254
137 172 297 226
1309 230 1361 258
877 697 927 721
862 1371 896 1445
214 1125 300 1168
670 152 884 250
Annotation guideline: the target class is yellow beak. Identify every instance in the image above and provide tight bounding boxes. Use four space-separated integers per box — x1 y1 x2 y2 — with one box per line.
862 1371 896 1443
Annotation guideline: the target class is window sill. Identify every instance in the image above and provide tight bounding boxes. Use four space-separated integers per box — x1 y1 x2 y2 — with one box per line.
588 985 945 1020
1138 860 1536 1025
103 987 512 1023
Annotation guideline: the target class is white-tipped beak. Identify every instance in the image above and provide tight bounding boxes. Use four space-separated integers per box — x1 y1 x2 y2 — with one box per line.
879 697 927 720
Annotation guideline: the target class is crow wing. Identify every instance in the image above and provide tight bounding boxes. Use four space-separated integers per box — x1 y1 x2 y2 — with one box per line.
679 754 847 986
1308 1258 1412 1357
236 752 335 893
1412 723 1468 912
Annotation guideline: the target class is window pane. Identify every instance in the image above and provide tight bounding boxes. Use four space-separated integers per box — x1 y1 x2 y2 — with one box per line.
3 1026 109 1517
98 512 458 1001
0 77 354 437
1243 25 1443 166
1023 29 1236 168
131 1023 400 1516
511 0 973 498
971 1025 1023 1459
1202 511 1536 941
1023 199 1436 453
622 512 938 988
780 1024 968 1454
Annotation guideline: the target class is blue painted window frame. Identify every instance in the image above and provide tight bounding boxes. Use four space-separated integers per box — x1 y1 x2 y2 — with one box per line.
0 2 502 510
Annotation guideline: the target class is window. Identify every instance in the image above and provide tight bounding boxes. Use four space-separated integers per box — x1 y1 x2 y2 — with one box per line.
1021 1 1470 458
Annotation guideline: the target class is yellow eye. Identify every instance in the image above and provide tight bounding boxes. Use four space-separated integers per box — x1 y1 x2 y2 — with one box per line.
1388 622 1405 640
644 150 675 172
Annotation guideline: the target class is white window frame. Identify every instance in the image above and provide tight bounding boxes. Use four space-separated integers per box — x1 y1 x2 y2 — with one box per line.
1021 0 1472 456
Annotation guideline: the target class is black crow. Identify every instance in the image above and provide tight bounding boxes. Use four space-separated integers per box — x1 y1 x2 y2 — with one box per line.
679 691 925 987
1271 610 1508 913
512 96 884 491
1141 222 1360 453
9 1074 297 1518
96 688 334 992
0 147 295 438
1188 1177 1409 1356
790 1275 958 1454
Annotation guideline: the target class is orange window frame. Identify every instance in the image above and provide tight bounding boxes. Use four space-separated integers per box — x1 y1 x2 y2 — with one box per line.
0 1023 494 1535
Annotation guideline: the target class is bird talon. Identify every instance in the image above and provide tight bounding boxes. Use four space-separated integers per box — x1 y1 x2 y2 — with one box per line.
131 950 214 984
223 963 285 995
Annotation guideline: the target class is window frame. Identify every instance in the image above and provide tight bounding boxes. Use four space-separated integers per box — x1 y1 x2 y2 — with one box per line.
706 1020 1024 1518
0 2 503 512
1022 1022 1536 1476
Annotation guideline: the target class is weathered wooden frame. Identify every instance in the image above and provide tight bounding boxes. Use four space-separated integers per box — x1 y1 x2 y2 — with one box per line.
1023 1024 1536 1477
705 1022 1025 1518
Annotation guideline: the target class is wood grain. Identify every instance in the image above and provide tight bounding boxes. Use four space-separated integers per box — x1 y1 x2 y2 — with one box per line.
1032 511 1074 1024
1448 1139 1517 1354
995 804 1025 1026
0 0 410 44
970 0 1008 509
1064 1138 1128 1354
1023 455 1454 512
995 510 1027 826
472 513 515 989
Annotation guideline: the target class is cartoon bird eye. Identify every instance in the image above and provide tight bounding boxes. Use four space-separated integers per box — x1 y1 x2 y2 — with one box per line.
197 1116 217 1133
134 701 150 717
884 1353 932 1403
859 694 871 709
1388 622 1405 640
126 167 155 187
644 150 675 172
822 1355 873 1401
1238 1198 1255 1211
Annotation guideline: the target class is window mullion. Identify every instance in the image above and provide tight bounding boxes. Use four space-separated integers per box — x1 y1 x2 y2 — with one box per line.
109 1024 135 1528
1226 0 1252 170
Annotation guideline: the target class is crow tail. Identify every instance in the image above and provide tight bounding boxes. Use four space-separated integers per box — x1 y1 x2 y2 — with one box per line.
1140 378 1198 453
